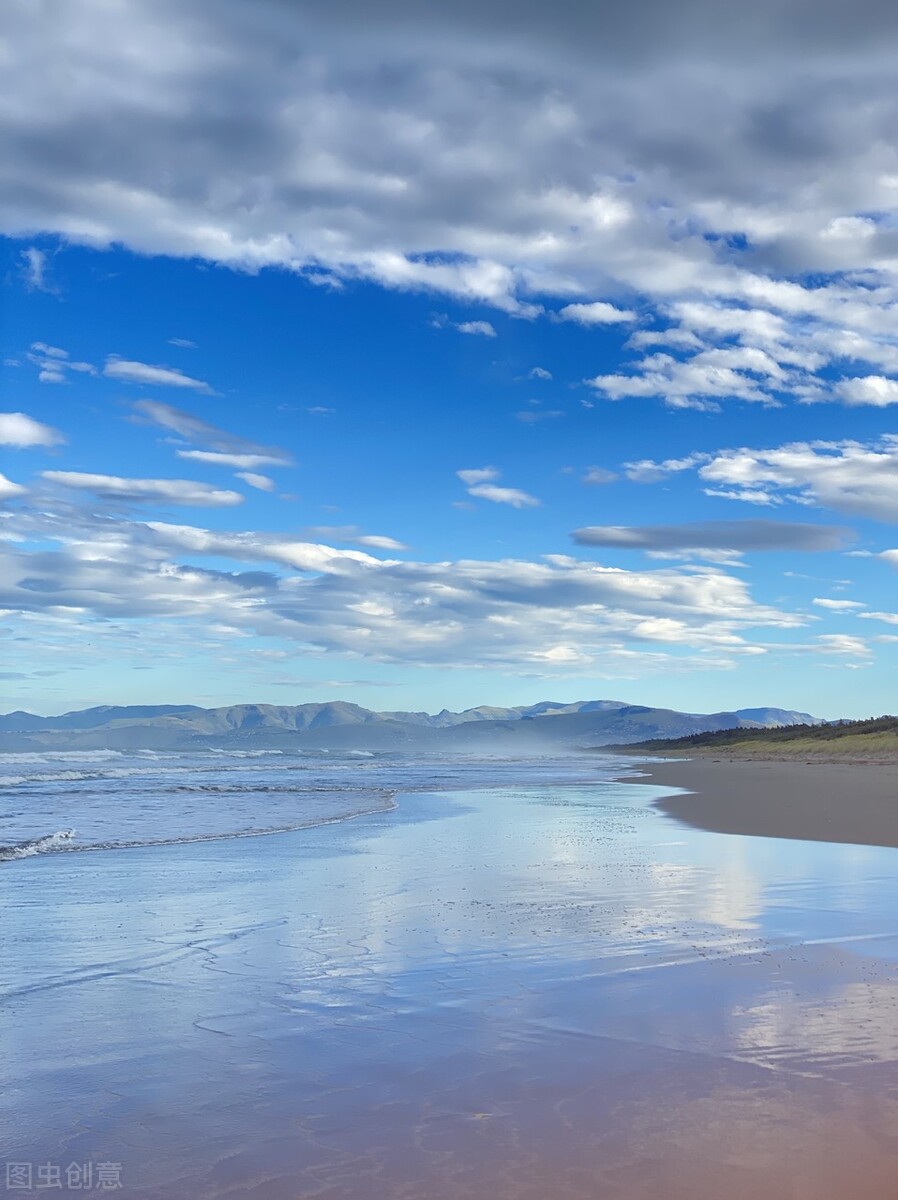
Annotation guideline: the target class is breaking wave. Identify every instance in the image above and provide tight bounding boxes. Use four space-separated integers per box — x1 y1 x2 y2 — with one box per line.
0 830 76 861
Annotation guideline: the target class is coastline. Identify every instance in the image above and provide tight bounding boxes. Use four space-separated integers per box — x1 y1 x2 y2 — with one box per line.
625 757 898 849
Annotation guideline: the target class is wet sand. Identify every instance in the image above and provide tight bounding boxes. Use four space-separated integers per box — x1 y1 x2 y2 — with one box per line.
4 766 898 1198
634 758 898 848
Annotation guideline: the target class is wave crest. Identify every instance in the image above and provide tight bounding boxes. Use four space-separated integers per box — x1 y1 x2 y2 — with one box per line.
0 830 75 861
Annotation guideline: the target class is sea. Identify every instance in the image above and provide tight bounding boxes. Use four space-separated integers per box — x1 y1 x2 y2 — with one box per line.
4 749 898 1198
0 746 623 860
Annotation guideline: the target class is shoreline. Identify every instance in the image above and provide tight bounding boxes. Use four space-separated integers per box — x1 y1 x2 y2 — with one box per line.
624 757 898 848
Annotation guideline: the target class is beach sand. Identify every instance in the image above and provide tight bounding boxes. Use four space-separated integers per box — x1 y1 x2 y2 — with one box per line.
633 757 898 848
5 766 898 1198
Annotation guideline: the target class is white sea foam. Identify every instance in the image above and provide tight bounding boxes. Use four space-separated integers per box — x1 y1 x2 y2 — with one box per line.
0 830 75 861
0 750 609 864
0 749 125 763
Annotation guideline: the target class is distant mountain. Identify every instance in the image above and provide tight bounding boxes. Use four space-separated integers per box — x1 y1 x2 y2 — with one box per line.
730 707 821 727
0 704 202 732
0 699 825 753
379 699 631 727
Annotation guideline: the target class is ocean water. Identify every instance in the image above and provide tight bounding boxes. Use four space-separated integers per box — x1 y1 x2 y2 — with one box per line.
3 754 898 1198
0 747 622 859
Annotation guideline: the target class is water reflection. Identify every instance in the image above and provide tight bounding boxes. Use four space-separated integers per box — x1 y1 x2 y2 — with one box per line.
3 770 898 1198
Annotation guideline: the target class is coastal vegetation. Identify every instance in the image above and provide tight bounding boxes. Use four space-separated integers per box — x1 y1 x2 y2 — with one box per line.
622 715 898 760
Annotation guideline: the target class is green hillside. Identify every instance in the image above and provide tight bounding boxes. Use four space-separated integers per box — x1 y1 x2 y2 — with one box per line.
618 715 898 760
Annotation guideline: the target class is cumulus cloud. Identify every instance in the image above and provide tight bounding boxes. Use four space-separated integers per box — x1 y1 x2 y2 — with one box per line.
698 438 898 522
42 471 244 507
572 520 851 553
557 302 636 326
0 473 27 500
588 350 780 411
628 436 898 523
529 366 553 380
104 357 213 392
235 471 276 492
457 466 539 508
0 412 64 447
835 376 898 406
623 453 710 483
456 320 497 337
27 342 96 384
0 504 807 676
8 0 898 397
457 467 499 487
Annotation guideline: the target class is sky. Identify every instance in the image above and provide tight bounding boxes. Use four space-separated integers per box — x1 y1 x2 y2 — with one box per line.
2 1 898 719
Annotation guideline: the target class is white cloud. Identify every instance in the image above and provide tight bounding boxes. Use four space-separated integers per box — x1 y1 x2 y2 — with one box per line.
133 401 291 467
588 351 776 410
457 466 539 507
180 450 288 469
859 610 898 625
698 438 898 522
467 483 540 508
835 376 898 406
630 436 898 524
10 3 898 404
581 466 617 485
0 473 27 500
31 342 67 359
235 472 277 492
42 471 244 507
812 597 866 610
20 247 51 292
304 526 409 551
557 302 636 326
27 343 96 384
168 337 197 349
0 412 64 448
457 466 499 486
529 366 553 380
456 320 497 337
0 505 808 676
816 633 871 657
623 453 710 483
104 357 213 392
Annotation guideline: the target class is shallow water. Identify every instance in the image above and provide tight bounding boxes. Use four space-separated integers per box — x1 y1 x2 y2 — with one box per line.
3 761 898 1197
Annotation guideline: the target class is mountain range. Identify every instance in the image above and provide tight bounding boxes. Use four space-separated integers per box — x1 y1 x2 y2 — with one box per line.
0 700 821 753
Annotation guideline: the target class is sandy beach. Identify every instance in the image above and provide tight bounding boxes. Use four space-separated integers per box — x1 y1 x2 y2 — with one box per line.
4 760 898 1198
632 757 898 848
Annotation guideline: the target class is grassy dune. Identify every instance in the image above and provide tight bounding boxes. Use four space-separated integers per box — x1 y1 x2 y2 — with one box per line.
618 715 898 761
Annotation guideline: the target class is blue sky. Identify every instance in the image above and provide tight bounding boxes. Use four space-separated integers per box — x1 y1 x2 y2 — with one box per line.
3 1 898 718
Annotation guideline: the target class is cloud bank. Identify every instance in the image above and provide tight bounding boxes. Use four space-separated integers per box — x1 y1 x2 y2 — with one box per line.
7 1 898 408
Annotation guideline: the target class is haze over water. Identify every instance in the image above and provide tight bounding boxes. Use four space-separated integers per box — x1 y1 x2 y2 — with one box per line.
3 755 898 1198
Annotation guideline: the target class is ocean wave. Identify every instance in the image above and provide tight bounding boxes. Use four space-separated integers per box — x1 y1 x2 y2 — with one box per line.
0 761 319 787
0 795 396 861
206 748 285 757
0 750 125 763
0 830 75 861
